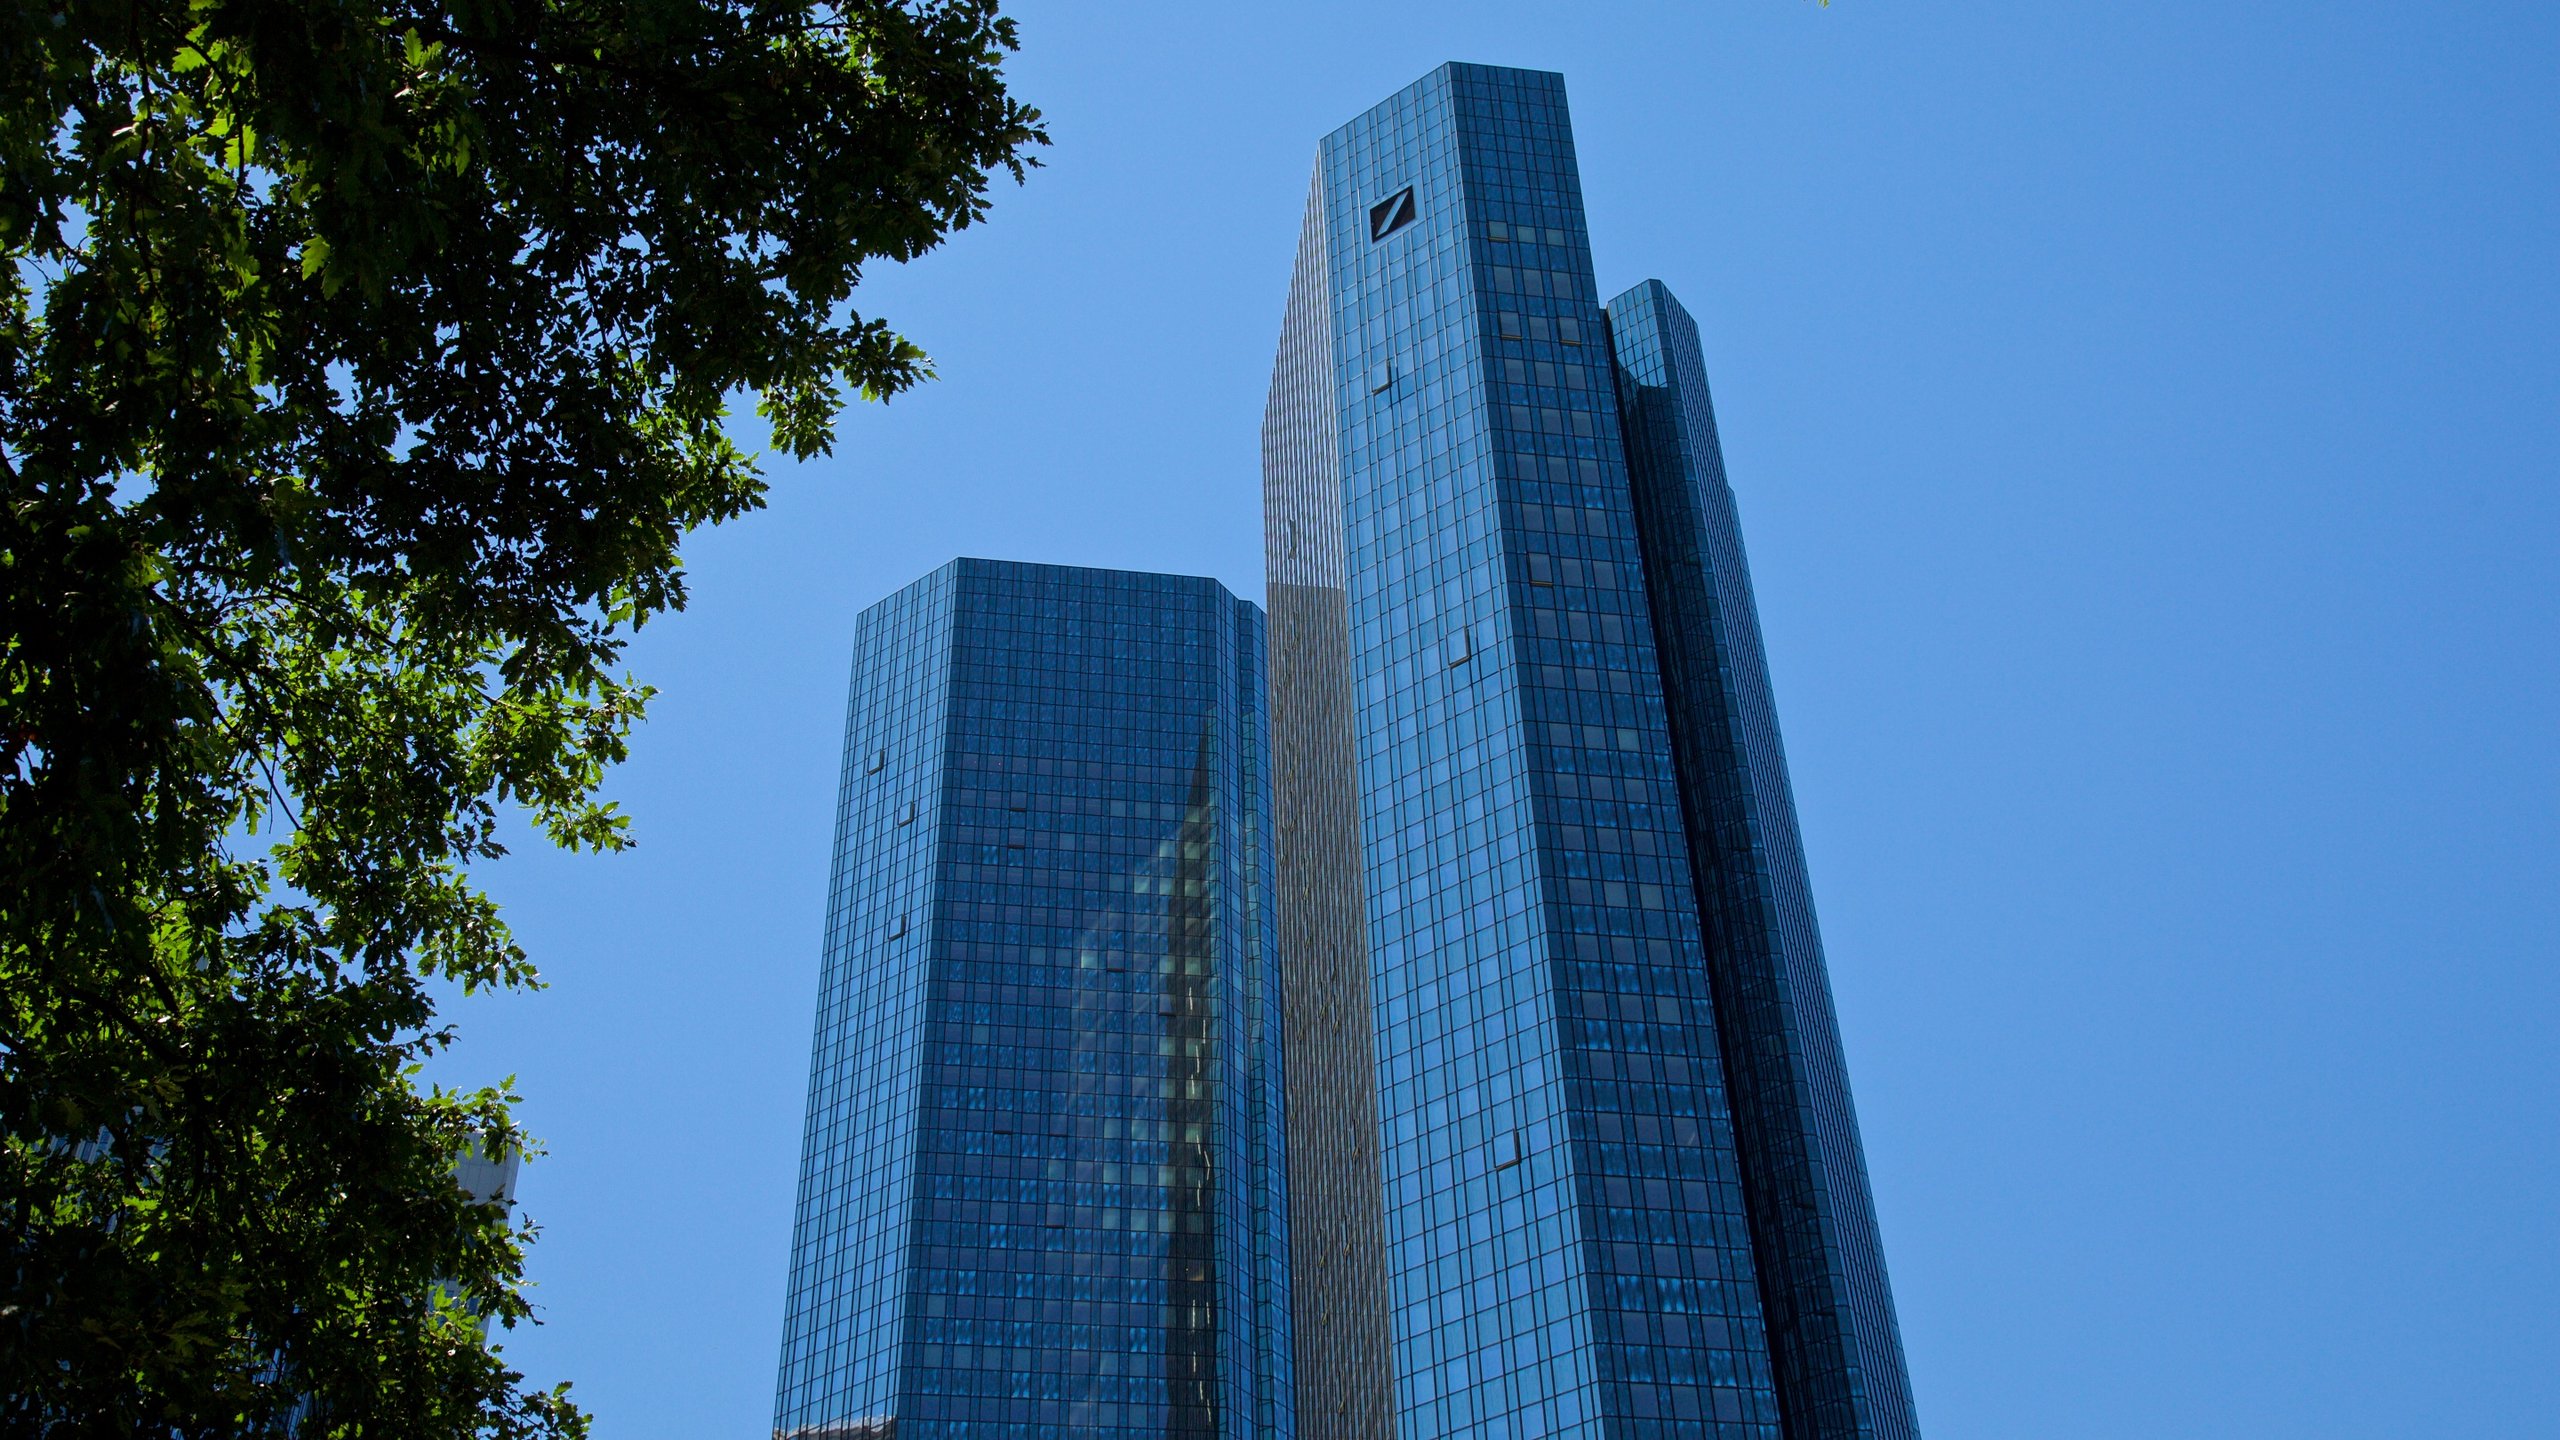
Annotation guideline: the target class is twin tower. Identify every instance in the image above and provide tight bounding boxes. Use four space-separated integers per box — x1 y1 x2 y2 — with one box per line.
771 65 1920 1440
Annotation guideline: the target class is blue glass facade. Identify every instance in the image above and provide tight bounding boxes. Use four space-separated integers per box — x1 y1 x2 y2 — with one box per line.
773 559 1295 1440
1610 284 1920 1440
1262 65 1918 1440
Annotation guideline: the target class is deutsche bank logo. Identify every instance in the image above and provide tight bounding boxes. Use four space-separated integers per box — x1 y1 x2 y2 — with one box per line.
1369 186 1418 242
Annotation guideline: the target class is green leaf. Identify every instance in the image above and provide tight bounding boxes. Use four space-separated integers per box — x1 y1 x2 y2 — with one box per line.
1 1 1045 1431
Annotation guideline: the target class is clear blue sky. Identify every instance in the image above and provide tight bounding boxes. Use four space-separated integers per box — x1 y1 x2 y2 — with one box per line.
431 4 2559 1435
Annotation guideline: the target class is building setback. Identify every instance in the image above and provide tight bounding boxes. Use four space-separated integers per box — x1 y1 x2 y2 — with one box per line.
772 559 1295 1440
1264 64 1920 1440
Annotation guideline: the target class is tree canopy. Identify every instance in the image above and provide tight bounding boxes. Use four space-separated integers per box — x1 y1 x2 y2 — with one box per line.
0 1 1042 1433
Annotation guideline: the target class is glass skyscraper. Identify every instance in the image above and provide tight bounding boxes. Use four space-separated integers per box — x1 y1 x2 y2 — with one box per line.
773 560 1295 1440
1264 64 1919 1440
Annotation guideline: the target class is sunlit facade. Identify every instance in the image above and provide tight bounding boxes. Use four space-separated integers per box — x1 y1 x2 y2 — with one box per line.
772 559 1294 1440
1263 63 1920 1440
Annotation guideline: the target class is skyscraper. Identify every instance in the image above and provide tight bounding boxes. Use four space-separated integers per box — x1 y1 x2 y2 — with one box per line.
1264 63 1919 1440
772 560 1295 1440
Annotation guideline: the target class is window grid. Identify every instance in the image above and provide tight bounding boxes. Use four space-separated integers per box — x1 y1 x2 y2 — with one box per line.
775 561 1294 1440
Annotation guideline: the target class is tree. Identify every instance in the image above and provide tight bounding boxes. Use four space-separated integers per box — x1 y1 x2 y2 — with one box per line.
0 1 1042 1433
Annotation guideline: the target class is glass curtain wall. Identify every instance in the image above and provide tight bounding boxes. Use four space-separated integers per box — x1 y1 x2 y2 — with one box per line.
1264 62 1920 1440
774 559 1295 1440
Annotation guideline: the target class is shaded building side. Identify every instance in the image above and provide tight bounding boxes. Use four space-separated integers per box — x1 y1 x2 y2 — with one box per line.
1264 168 1402 1440
1609 282 1919 1440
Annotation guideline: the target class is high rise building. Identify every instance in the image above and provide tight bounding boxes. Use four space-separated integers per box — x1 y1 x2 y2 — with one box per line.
772 559 1295 1440
453 1140 523 1341
1264 63 1919 1440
